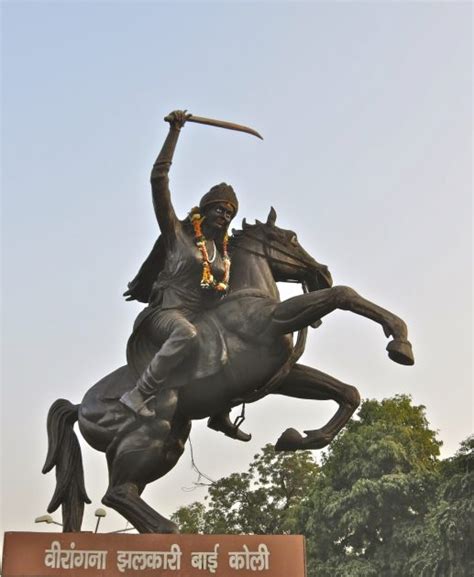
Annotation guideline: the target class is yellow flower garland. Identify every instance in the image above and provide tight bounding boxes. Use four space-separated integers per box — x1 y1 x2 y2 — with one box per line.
190 209 230 292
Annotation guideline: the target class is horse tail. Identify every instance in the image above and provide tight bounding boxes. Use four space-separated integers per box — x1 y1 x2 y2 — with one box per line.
42 399 91 532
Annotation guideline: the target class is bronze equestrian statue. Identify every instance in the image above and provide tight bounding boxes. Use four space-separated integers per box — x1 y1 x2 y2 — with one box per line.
42 110 414 533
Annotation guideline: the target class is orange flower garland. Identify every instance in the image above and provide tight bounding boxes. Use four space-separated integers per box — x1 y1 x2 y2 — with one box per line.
190 209 230 292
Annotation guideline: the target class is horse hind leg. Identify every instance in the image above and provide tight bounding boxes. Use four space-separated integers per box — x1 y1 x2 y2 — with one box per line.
103 428 189 533
273 364 360 451
103 480 178 534
103 391 191 533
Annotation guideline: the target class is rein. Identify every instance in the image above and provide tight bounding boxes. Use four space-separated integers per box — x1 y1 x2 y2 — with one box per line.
231 230 314 272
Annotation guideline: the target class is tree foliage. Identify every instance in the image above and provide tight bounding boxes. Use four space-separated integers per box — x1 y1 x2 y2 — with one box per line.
409 436 474 577
172 396 472 576
296 395 445 577
171 443 318 534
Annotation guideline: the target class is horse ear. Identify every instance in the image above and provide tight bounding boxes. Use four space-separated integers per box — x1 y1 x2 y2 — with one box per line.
266 206 277 226
242 218 249 230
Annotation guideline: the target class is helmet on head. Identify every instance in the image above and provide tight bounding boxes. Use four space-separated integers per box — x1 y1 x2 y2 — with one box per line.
199 183 238 216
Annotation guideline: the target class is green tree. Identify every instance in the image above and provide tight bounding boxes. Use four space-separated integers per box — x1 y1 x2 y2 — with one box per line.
296 395 442 577
172 397 471 576
170 501 207 534
172 443 318 534
409 436 474 577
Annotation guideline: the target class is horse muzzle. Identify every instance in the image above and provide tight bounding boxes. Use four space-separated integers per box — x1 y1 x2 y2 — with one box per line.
305 264 333 291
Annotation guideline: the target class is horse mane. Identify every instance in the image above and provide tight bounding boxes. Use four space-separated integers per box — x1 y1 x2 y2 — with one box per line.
229 217 268 250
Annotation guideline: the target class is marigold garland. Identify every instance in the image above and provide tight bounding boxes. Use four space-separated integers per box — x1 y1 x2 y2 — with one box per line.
190 208 230 292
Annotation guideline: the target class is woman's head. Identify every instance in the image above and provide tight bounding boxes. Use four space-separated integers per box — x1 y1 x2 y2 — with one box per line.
200 183 238 216
199 183 238 237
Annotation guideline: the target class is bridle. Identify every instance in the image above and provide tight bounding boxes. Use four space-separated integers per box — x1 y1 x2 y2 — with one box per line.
231 228 316 274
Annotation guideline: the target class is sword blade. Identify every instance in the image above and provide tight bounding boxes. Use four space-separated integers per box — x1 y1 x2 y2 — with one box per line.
187 115 263 140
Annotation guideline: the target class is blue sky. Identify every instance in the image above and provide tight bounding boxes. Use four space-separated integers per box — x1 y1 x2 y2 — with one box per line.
1 1 472 535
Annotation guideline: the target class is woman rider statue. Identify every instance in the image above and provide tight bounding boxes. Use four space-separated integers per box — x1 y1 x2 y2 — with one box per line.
120 110 250 442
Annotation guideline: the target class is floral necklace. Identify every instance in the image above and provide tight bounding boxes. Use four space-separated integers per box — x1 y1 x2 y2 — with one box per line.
190 209 231 293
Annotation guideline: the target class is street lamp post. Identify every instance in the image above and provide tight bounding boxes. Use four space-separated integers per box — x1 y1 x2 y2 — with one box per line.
94 508 107 533
34 514 63 527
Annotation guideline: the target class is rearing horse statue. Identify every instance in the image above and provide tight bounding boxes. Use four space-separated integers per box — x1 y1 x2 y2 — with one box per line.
43 207 414 534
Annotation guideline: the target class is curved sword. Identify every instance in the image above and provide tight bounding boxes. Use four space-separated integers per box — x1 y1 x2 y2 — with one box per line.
187 114 263 140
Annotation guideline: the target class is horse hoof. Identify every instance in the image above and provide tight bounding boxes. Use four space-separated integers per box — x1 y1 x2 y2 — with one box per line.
386 339 415 366
275 428 304 451
159 519 180 534
146 518 179 534
303 430 333 449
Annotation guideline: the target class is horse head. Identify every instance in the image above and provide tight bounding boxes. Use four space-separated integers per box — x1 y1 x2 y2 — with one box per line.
231 207 333 291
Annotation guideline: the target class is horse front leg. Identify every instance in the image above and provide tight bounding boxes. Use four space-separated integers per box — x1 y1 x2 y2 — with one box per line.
272 286 414 365
273 364 360 451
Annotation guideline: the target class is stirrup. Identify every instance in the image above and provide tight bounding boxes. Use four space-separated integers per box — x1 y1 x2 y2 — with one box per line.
207 415 252 442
